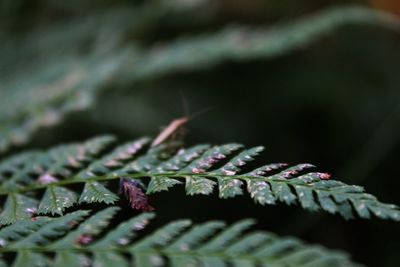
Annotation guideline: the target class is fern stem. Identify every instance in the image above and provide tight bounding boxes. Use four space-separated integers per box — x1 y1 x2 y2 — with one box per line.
0 172 341 197
0 246 305 263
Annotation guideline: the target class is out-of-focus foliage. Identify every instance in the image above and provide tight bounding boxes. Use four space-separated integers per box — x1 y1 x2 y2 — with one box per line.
0 207 360 267
0 2 399 153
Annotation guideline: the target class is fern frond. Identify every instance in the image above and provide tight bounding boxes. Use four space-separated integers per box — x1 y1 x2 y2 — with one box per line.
132 6 400 81
0 208 361 267
1 6 400 153
0 136 398 224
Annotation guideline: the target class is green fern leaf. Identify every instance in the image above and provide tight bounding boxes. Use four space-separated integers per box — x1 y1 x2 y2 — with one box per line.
0 152 39 184
147 176 182 193
53 252 88 267
9 210 88 249
185 175 216 195
0 217 51 245
93 251 128 267
213 147 264 198
164 221 226 266
79 181 118 204
38 186 78 215
0 208 361 267
91 212 155 249
153 144 211 173
0 136 399 223
77 138 150 179
50 207 119 249
13 251 49 267
118 142 180 174
0 194 38 225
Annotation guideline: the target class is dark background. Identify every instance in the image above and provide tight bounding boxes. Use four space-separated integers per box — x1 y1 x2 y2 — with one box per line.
1 0 400 266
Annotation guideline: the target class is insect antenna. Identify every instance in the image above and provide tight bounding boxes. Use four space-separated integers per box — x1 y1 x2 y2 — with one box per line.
180 90 190 118
179 90 213 120
188 106 213 120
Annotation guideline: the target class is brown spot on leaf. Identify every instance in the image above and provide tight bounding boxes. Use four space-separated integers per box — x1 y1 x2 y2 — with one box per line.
25 207 37 216
319 173 332 180
223 170 236 176
68 220 79 227
192 168 205 174
38 173 59 184
119 178 155 212
75 234 93 245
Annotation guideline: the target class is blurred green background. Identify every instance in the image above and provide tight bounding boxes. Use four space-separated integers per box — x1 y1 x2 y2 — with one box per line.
1 0 400 266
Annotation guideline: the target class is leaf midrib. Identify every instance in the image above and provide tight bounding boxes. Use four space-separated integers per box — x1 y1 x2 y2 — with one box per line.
0 246 344 264
0 172 361 201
